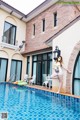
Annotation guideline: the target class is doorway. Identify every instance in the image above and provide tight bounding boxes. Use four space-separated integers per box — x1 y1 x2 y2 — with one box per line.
10 60 22 82
32 53 52 85
0 58 8 82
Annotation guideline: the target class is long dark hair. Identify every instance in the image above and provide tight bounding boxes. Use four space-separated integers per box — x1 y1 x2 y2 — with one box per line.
56 56 63 66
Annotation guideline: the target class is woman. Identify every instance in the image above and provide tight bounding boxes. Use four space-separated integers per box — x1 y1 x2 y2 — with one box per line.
51 56 71 93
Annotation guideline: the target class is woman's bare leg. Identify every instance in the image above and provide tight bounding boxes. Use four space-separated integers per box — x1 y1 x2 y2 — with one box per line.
57 75 63 93
50 73 57 79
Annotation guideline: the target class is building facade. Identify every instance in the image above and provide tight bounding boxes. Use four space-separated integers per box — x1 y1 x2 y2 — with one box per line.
23 0 80 95
0 1 27 82
0 0 80 95
46 16 80 95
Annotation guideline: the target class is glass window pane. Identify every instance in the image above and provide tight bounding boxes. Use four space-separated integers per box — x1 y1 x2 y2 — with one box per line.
33 56 37 61
10 60 22 82
74 56 80 78
27 56 30 62
16 61 22 81
54 12 57 27
48 53 52 60
74 79 80 96
38 55 42 61
10 26 16 45
27 57 30 76
33 24 35 36
47 61 52 75
42 61 47 74
36 62 42 85
33 62 37 75
33 62 37 83
42 61 47 83
10 61 16 82
27 63 30 76
3 21 16 45
42 19 45 32
43 54 47 60
0 59 7 82
3 22 11 43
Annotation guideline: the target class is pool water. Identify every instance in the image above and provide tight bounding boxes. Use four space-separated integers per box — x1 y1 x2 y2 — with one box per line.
0 83 80 120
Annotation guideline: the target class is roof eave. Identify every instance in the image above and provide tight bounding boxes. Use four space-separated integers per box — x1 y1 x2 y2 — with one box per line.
25 0 59 22
0 0 26 22
0 0 59 22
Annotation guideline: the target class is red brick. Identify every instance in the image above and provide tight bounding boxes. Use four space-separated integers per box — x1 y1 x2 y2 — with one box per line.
25 3 80 53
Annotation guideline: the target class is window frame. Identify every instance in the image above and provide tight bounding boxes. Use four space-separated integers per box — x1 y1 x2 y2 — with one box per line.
3 21 16 45
32 52 52 85
32 23 35 36
72 52 80 94
42 18 45 32
26 56 30 75
53 12 57 27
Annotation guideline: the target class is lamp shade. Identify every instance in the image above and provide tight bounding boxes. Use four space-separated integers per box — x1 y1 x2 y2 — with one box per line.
53 46 61 60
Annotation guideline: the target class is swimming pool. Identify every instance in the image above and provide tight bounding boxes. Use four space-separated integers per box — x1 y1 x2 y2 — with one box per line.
0 83 80 120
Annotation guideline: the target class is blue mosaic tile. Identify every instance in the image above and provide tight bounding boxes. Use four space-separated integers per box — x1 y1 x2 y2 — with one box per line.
0 83 80 120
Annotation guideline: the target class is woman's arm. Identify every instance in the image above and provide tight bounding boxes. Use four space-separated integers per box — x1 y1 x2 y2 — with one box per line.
62 65 71 74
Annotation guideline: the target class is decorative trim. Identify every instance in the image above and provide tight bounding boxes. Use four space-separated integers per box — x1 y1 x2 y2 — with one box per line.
66 40 80 94
0 42 18 50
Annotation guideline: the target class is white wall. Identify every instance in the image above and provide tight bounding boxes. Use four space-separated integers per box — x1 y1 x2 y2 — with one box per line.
0 9 27 81
52 20 80 89
0 9 26 48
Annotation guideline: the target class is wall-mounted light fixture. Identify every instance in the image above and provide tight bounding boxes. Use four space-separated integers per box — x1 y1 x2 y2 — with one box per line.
53 46 61 60
19 40 25 49
15 40 25 51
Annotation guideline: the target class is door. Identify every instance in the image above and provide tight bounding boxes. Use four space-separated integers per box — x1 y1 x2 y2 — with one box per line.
10 60 22 82
36 62 42 85
42 61 47 83
0 58 8 82
32 53 52 86
73 53 80 96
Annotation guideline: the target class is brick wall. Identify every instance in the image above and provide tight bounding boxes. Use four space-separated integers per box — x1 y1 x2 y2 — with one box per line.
25 2 80 53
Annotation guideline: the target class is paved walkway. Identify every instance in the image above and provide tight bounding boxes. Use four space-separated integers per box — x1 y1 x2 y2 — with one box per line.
26 84 80 98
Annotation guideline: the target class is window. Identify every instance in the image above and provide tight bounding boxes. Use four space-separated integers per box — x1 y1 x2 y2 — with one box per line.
54 12 57 27
32 53 52 85
73 52 80 96
42 19 45 32
10 60 22 82
42 54 47 60
33 24 35 36
3 21 16 45
27 56 30 76
0 58 8 82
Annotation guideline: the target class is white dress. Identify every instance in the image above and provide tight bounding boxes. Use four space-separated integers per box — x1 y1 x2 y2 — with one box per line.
53 62 63 76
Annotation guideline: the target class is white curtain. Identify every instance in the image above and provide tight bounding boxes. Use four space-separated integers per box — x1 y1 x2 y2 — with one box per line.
16 61 21 81
10 60 22 81
10 61 16 82
33 62 37 79
0 59 7 82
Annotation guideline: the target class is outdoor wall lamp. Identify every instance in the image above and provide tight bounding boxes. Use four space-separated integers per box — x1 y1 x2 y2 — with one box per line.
19 40 25 49
53 46 61 60
15 40 25 51
22 40 25 44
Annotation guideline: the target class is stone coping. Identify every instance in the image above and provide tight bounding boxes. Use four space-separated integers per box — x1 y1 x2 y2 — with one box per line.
4 82 80 101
